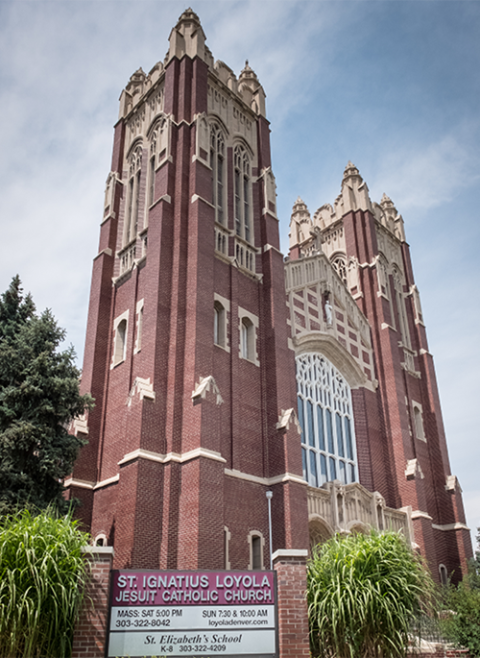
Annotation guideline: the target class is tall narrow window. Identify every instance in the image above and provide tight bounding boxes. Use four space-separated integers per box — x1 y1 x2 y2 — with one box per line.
148 154 155 207
134 300 144 354
251 535 262 570
393 267 410 347
214 301 226 348
210 124 225 225
413 402 426 441
234 145 251 243
439 564 448 586
241 317 254 360
113 319 127 365
124 144 143 245
224 527 231 570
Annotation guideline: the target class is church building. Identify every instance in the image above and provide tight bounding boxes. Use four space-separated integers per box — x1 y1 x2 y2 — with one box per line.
66 9 471 583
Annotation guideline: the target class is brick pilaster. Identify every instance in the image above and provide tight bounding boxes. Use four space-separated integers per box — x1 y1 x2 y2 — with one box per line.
72 547 113 658
273 549 310 658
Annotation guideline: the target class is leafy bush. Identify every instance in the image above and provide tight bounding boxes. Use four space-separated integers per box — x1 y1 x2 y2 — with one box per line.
307 530 436 658
0 508 90 658
440 528 480 656
441 579 480 657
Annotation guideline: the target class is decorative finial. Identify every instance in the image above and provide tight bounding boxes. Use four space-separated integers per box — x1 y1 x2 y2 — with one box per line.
343 161 360 179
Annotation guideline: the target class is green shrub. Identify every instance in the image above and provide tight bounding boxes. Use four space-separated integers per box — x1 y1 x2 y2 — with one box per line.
307 530 436 658
440 558 480 657
0 508 90 658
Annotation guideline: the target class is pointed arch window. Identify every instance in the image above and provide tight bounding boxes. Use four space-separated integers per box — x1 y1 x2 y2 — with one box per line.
331 254 347 284
392 267 410 348
210 124 225 225
234 144 251 243
124 144 143 245
112 310 129 368
240 317 254 361
146 118 168 218
214 301 226 348
248 531 264 570
296 353 358 487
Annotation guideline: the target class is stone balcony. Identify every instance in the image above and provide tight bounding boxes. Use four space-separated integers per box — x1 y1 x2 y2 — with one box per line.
308 480 412 548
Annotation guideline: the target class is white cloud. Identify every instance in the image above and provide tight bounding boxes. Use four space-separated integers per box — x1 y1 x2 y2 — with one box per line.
369 123 480 212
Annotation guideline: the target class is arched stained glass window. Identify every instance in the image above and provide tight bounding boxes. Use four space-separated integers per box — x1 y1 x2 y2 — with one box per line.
234 144 251 243
210 123 225 225
296 353 357 487
331 255 347 284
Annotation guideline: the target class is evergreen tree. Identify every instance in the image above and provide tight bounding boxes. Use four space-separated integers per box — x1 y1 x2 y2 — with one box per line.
0 276 92 513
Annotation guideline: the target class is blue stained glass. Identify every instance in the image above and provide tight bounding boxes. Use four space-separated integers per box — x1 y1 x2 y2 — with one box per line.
302 448 307 480
317 406 325 450
345 417 353 460
350 463 356 483
336 413 345 457
320 454 327 485
297 396 305 445
329 457 337 481
326 409 334 453
310 450 318 487
307 400 315 447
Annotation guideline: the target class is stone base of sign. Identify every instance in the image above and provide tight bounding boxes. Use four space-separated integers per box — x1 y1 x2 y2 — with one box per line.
272 549 311 658
72 547 114 658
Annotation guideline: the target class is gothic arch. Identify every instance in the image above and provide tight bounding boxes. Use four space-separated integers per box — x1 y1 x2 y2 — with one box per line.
295 333 367 390
309 515 334 553
146 112 168 139
232 135 254 158
126 137 144 161
208 114 229 138
330 252 347 284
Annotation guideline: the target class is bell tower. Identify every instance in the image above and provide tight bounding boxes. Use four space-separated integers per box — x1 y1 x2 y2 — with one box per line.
288 163 472 579
67 9 308 570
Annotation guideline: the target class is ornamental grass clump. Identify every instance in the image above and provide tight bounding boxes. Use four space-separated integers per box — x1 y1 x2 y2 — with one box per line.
307 530 436 658
0 508 90 658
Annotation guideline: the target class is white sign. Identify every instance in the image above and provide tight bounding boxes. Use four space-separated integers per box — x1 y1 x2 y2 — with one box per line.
107 570 278 658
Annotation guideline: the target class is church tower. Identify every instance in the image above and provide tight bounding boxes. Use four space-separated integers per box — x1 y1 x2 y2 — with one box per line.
288 163 472 580
67 9 308 570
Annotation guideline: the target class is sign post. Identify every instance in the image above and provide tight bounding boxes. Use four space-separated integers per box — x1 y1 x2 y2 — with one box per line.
107 570 278 658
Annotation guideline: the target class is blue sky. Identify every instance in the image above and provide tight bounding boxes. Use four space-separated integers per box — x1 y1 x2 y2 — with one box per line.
0 0 479 546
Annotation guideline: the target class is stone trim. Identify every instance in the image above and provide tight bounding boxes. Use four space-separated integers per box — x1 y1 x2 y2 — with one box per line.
81 546 115 556
93 475 120 490
411 510 433 521
224 468 307 487
118 447 226 467
432 522 470 532
64 477 95 490
272 548 308 560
